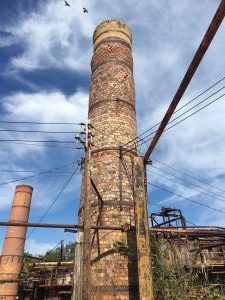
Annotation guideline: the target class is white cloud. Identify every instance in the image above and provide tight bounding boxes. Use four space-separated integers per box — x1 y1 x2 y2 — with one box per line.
3 89 88 124
0 0 225 235
25 238 56 255
0 34 16 48
0 89 87 211
5 0 94 72
0 89 88 160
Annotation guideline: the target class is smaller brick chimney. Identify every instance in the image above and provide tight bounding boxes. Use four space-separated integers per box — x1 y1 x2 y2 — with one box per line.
0 185 33 300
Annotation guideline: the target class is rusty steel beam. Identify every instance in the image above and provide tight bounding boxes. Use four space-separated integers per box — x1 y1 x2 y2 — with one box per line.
144 0 225 162
149 228 225 236
150 228 225 233
199 242 225 250
162 226 225 230
0 221 124 231
2 221 225 235
91 178 103 225
0 279 20 284
152 217 182 228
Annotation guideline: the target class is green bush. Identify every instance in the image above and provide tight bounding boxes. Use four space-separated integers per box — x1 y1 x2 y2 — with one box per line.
151 236 225 300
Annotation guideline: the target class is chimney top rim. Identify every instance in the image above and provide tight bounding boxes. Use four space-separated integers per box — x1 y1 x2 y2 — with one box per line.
15 185 33 191
93 19 132 44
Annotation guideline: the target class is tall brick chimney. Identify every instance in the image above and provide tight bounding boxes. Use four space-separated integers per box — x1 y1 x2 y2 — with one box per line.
79 19 139 299
0 185 33 300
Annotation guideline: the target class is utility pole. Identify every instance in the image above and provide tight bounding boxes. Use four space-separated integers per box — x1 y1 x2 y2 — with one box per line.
134 156 154 300
60 240 64 262
82 119 92 300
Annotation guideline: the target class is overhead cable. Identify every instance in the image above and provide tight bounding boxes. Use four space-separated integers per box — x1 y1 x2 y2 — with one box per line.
0 129 80 134
122 76 225 149
0 121 82 125
149 165 225 201
152 157 225 194
148 169 225 205
137 92 225 150
148 182 225 215
1 141 82 149
20 163 80 254
0 139 76 144
0 161 79 186
37 165 79 224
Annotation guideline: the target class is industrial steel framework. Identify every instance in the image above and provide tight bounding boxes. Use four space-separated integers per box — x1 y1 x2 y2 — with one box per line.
150 207 186 229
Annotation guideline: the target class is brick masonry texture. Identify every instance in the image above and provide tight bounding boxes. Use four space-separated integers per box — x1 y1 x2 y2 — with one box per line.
79 19 139 299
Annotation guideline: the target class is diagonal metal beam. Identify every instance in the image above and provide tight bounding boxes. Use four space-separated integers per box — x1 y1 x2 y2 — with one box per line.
144 0 225 162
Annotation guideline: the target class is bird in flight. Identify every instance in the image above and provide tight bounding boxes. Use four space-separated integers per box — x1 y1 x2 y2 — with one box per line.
65 1 70 7
83 7 88 13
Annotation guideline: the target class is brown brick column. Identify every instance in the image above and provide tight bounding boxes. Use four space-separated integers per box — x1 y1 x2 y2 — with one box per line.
79 20 139 299
0 185 33 300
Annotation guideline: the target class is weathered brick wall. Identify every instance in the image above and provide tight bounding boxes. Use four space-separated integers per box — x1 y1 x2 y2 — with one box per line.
79 19 139 299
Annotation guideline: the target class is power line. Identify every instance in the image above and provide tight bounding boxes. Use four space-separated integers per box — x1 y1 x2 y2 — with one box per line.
0 129 80 134
148 169 225 205
174 76 225 114
92 82 225 154
163 92 225 133
1 141 82 149
149 165 225 201
122 76 225 149
0 121 82 125
137 90 225 149
37 166 79 224
137 92 225 150
44 240 63 253
21 164 80 254
0 170 74 173
0 161 79 186
152 158 225 194
148 182 225 215
25 239 63 259
0 139 76 144
0 172 80 183
186 220 197 226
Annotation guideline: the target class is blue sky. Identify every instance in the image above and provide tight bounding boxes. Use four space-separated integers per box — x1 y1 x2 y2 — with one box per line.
0 0 225 254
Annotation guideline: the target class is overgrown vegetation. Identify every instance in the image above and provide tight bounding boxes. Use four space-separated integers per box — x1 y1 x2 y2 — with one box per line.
151 236 225 300
22 242 75 275
42 241 75 261
112 239 136 259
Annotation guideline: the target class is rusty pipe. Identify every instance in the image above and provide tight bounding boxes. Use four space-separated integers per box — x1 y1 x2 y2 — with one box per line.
0 221 128 231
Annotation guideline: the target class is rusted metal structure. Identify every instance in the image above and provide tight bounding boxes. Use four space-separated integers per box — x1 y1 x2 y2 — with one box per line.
0 222 125 231
150 225 225 278
0 185 33 300
23 261 73 299
150 207 186 228
144 0 225 161
2 216 225 298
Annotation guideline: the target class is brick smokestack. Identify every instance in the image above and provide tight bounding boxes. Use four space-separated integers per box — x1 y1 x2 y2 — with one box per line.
79 20 139 299
0 185 33 300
